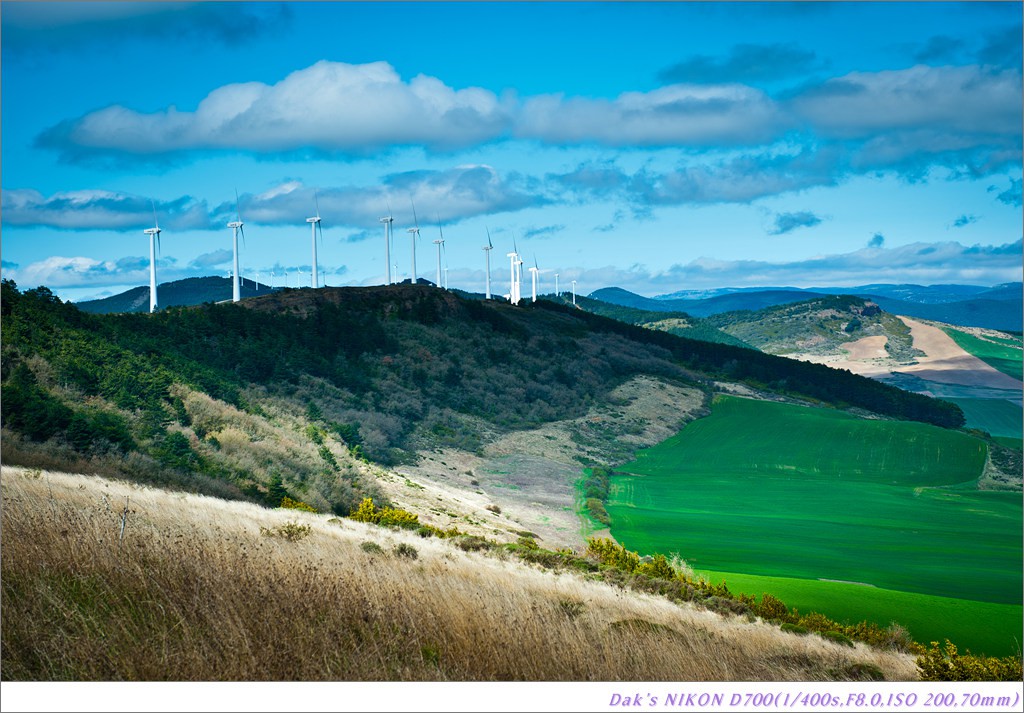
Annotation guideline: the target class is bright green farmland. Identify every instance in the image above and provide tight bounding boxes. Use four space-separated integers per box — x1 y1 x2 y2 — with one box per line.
948 397 1022 439
607 396 1022 648
943 328 1023 381
694 569 1022 657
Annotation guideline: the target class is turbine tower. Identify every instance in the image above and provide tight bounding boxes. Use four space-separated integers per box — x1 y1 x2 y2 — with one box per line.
379 211 394 285
228 191 245 303
555 273 559 297
407 200 420 285
528 255 540 303
433 219 445 288
306 191 323 288
571 280 577 306
143 203 161 313
482 228 494 300
506 244 519 305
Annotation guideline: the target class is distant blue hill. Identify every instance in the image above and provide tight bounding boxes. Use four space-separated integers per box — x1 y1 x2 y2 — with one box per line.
75 276 274 314
594 282 1023 331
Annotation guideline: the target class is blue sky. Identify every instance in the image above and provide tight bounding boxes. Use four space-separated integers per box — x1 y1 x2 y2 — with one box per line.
2 1 1021 302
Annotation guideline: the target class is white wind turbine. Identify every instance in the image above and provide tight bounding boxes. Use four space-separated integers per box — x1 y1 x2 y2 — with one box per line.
528 255 540 303
143 202 161 313
506 237 520 305
227 190 246 303
433 217 445 288
482 228 494 299
379 207 394 285
555 273 559 297
571 279 577 306
306 191 323 288
407 200 420 285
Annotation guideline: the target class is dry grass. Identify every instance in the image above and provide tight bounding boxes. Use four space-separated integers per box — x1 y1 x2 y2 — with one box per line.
1 466 919 682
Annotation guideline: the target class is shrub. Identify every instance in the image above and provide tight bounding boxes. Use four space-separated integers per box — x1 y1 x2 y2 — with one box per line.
457 535 492 552
780 623 809 636
485 504 501 515
348 497 420 530
260 521 311 542
279 497 318 513
820 631 855 648
558 599 586 619
585 497 610 525
360 541 385 555
917 640 1023 681
845 662 885 681
393 542 418 559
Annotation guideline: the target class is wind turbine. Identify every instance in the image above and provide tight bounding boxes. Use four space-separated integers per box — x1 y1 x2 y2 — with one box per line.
506 240 519 305
379 208 394 285
482 228 494 299
571 280 577 306
528 255 540 303
433 217 445 288
555 273 559 297
143 202 161 313
228 190 246 303
407 200 420 285
306 191 323 288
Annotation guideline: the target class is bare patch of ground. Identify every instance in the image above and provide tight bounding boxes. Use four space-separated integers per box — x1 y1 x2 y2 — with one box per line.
791 316 1024 392
386 376 705 549
894 317 1024 390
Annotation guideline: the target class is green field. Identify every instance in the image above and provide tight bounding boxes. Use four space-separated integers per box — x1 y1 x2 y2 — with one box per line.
948 397 1022 439
694 569 1022 657
607 395 1022 655
943 328 1023 381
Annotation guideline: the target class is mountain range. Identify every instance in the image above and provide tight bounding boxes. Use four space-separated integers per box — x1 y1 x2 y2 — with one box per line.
592 282 1023 332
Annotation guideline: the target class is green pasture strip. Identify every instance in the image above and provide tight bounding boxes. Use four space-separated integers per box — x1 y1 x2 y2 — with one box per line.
695 569 1023 658
947 398 1023 439
621 395 987 487
993 436 1022 451
942 328 1023 381
608 396 1020 606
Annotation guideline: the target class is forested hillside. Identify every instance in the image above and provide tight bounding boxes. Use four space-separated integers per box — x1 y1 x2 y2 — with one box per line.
572 295 753 349
1 280 964 516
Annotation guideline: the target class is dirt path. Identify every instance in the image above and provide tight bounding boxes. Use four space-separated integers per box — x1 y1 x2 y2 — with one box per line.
894 317 1024 390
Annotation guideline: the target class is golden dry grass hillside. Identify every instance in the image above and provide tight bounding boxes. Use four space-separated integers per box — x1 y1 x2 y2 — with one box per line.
1 466 920 682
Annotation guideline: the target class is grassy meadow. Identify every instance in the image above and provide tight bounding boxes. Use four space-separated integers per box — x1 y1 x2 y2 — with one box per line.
947 397 1022 440
0 466 920 682
942 327 1023 381
606 395 1022 655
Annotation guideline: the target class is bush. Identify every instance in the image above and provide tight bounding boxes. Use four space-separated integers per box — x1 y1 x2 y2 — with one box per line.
917 640 1023 681
457 535 492 552
360 541 384 555
485 504 501 515
280 497 318 513
393 542 418 559
820 631 855 648
260 521 311 542
780 623 809 636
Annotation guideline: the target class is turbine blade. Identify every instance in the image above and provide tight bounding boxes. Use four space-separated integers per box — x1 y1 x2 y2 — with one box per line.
234 188 244 223
157 233 162 257
151 199 159 231
240 224 246 248
314 189 321 220
410 198 419 229
486 227 493 249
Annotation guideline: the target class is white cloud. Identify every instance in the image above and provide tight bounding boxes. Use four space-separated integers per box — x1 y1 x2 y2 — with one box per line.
40 61 513 158
218 165 546 228
518 83 787 147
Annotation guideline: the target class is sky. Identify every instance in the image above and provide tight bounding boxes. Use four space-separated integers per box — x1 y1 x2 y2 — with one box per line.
2 1 1022 302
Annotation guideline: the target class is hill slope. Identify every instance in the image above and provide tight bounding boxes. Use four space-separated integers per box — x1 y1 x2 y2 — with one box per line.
75 276 273 313
706 294 920 362
2 280 965 530
1 466 922 682
572 294 753 349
